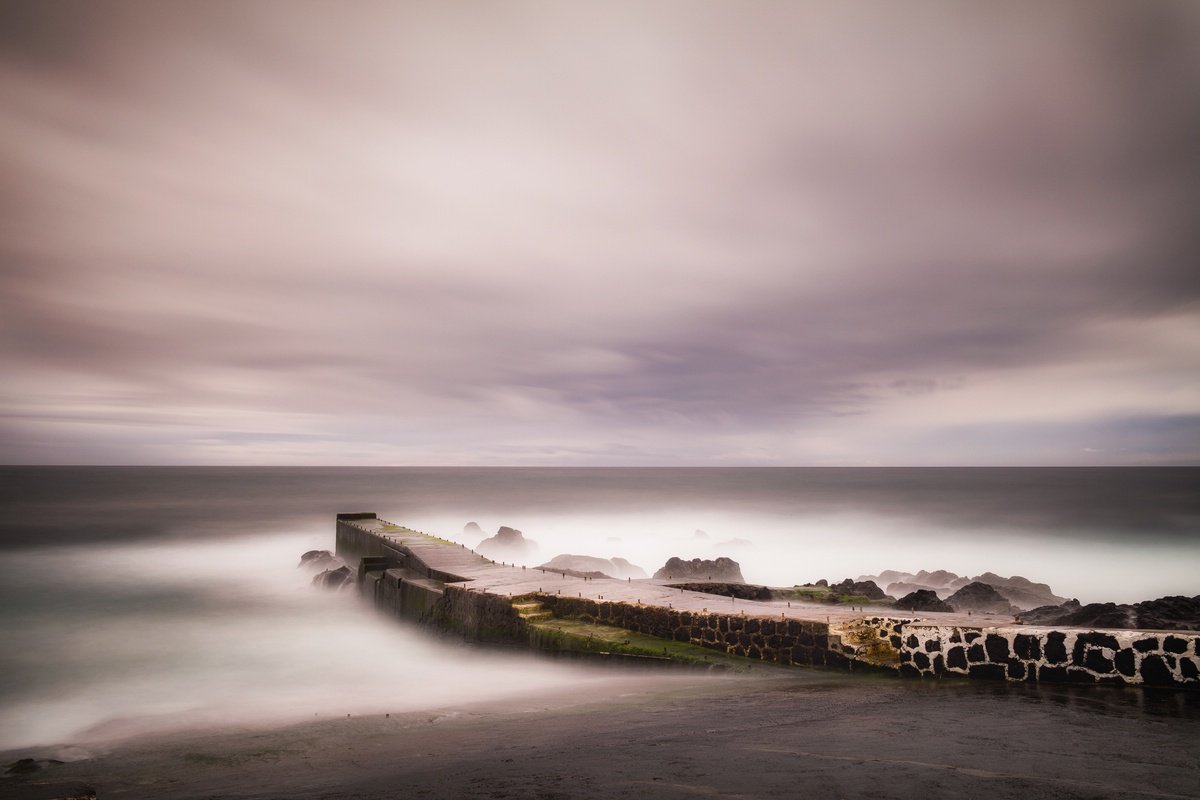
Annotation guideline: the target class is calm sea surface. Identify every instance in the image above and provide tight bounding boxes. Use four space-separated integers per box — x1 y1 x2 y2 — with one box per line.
0 466 1196 750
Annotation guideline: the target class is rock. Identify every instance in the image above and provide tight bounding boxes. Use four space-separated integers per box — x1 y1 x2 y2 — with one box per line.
475 526 538 562
1016 599 1082 625
914 569 962 588
815 579 828 587
463 521 485 537
653 556 744 583
945 582 1018 615
536 554 647 579
609 557 648 579
6 758 64 775
969 572 1066 610
863 570 917 587
894 589 954 612
693 529 709 539
887 581 950 599
1134 595 1200 631
829 579 891 601
298 549 342 571
313 565 354 590
668 582 772 601
1015 595 1200 630
865 569 1063 610
538 554 615 577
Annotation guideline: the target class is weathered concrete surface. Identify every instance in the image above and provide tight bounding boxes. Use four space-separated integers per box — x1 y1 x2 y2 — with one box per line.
336 514 1199 688
335 514 1014 627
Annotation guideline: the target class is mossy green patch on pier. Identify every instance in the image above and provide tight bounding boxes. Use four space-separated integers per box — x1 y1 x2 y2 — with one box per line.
525 617 771 672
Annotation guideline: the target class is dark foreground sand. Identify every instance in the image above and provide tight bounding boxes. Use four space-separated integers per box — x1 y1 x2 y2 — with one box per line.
5 666 1199 800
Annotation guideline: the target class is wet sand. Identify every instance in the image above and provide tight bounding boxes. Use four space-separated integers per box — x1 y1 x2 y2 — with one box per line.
5 667 1200 800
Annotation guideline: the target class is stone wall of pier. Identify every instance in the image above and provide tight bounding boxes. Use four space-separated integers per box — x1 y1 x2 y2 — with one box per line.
534 594 876 670
333 514 1199 689
899 625 1200 687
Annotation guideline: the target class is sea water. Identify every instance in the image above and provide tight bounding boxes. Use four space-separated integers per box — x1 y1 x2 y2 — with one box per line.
0 466 1195 749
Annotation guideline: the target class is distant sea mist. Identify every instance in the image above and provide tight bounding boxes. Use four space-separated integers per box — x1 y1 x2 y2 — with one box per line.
0 466 1195 749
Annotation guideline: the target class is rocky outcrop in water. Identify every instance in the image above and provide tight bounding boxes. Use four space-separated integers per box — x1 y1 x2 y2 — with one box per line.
313 565 354 590
653 556 744 583
1016 595 1200 630
476 526 538 562
945 582 1018 614
894 589 954 613
537 554 648 580
298 549 343 571
861 569 1062 610
1016 599 1082 625
611 557 648 578
970 572 1066 610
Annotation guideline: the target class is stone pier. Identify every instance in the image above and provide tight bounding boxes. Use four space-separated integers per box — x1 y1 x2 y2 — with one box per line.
335 513 1199 688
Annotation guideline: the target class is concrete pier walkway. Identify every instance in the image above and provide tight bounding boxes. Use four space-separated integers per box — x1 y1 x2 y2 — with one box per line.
342 514 1016 628
335 513 1199 689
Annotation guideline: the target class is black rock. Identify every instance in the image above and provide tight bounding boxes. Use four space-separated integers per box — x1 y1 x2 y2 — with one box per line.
894 589 954 613
984 633 1010 662
945 582 1018 615
313 565 353 590
1084 649 1115 674
1015 599 1082 625
653 556 744 583
969 572 1066 610
947 646 967 670
1013 633 1041 661
1015 594 1200 630
298 549 342 571
1140 654 1176 686
1134 595 1200 631
1043 632 1068 664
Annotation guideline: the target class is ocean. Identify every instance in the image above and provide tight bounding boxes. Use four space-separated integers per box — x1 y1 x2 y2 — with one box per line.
0 466 1196 751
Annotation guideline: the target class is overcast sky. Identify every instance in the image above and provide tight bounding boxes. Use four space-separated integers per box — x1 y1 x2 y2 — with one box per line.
1 1 1197 466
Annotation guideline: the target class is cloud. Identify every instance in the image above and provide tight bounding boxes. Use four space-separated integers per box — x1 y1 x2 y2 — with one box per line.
1 0 1198 464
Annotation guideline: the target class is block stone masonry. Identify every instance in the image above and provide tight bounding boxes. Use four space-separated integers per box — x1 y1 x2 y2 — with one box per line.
900 624 1200 686
536 594 856 670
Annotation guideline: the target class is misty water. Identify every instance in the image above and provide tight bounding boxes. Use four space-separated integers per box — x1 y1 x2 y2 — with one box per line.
1 466 1196 751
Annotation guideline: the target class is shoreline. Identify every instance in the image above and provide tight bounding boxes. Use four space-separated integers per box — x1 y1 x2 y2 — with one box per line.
6 668 1199 800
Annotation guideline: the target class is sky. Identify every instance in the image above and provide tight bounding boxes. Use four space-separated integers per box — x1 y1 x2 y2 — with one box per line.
1 0 1197 466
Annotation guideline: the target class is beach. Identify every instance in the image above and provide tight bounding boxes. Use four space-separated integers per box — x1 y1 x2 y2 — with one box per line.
6 663 1200 800
2 467 1197 798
